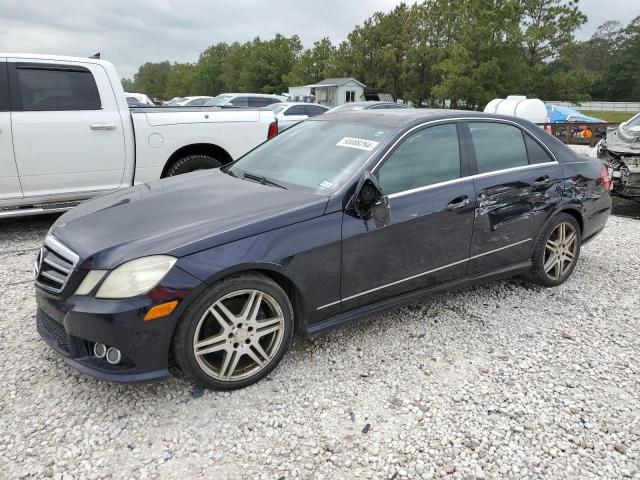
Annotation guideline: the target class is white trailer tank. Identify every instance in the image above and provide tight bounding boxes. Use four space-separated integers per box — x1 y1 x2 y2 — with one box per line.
484 96 548 124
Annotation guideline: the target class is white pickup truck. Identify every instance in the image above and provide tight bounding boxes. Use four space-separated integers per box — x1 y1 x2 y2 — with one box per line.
0 54 278 218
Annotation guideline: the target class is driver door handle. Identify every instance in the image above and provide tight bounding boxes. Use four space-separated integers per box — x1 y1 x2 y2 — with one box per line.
533 176 551 188
90 123 116 131
446 196 470 211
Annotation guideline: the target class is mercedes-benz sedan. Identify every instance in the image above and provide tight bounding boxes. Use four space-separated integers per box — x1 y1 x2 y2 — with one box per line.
34 110 612 390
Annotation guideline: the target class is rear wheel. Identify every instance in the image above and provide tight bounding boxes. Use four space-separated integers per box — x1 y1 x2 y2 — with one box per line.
172 273 293 390
165 154 222 177
531 213 581 287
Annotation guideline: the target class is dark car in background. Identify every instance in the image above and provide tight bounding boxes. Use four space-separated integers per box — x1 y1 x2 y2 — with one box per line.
34 110 611 390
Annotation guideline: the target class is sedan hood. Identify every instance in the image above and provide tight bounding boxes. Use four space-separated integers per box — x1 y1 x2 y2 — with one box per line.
49 170 328 269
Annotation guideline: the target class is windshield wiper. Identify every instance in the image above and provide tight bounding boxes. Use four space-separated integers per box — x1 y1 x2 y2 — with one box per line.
243 172 287 189
221 166 237 177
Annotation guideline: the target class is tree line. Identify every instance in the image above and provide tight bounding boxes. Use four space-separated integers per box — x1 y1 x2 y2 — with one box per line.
121 0 640 108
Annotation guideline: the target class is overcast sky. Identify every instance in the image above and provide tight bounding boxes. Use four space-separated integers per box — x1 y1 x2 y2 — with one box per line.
1 0 638 79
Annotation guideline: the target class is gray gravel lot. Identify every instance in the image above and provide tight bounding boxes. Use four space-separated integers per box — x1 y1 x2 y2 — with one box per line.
1 213 639 480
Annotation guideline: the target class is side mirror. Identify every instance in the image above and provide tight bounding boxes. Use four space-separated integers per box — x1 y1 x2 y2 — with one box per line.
349 171 383 219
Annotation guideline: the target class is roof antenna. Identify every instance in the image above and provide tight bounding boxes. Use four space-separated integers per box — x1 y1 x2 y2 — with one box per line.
90 53 101 59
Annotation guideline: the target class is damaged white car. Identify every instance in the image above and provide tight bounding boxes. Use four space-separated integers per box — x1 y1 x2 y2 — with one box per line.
598 112 640 200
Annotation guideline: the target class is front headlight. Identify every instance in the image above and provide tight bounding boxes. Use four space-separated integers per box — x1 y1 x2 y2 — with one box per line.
95 255 177 299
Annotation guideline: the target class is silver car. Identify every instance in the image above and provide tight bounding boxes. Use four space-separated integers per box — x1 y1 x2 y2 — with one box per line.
268 102 330 132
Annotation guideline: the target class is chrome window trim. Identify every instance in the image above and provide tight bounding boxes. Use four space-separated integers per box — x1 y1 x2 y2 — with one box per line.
316 238 532 310
371 116 559 199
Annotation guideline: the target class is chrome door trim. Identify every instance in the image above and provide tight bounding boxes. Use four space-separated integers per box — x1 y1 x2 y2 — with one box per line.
316 237 532 310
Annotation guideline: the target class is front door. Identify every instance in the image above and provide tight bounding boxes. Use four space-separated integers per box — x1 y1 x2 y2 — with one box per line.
8 60 126 197
340 122 475 311
464 121 563 274
0 59 23 201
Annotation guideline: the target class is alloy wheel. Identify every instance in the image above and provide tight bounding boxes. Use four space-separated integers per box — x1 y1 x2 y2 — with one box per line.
543 222 578 281
193 289 285 381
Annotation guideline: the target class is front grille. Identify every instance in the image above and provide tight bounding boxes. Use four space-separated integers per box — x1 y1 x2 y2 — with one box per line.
35 236 79 294
37 309 69 352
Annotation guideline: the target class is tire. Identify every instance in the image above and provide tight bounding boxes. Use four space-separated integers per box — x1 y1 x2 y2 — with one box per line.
172 273 294 390
165 154 222 177
530 213 582 287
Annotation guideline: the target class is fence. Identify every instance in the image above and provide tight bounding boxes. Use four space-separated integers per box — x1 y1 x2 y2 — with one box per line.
545 101 640 113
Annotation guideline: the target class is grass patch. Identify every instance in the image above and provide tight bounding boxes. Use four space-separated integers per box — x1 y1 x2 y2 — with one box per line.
585 111 636 123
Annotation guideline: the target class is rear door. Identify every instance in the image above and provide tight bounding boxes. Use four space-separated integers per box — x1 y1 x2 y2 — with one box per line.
465 120 562 274
340 122 475 311
9 60 127 197
0 59 23 200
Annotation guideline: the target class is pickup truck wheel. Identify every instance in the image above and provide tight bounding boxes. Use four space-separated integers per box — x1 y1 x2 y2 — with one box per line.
165 154 222 177
172 273 294 390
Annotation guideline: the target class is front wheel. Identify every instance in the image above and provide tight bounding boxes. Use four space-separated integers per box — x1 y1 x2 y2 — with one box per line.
530 213 582 287
172 273 294 390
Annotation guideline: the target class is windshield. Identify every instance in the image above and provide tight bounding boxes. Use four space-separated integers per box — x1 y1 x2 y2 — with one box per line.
628 113 640 127
329 104 367 113
204 95 235 106
229 121 392 193
268 104 289 114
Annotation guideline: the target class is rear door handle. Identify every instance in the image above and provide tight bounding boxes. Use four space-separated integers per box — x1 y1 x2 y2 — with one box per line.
90 123 116 131
446 196 470 211
533 176 551 188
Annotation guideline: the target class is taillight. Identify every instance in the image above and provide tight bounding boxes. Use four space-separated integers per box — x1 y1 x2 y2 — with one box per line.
600 167 612 192
267 121 278 140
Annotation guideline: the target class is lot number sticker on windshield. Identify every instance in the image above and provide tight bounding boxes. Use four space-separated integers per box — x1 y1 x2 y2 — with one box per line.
336 137 380 151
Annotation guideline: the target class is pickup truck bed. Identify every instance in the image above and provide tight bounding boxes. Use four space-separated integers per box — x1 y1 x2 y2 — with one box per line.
0 53 277 218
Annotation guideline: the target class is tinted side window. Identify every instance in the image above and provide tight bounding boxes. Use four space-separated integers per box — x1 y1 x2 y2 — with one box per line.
0 63 8 112
262 98 280 106
378 123 461 195
305 105 326 116
469 122 528 174
524 134 554 164
229 96 249 107
15 65 101 111
285 105 306 115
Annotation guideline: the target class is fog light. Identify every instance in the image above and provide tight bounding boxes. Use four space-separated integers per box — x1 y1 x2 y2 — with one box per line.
93 343 107 358
105 347 122 365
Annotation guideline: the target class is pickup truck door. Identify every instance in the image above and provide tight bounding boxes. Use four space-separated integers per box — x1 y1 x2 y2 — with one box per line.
8 60 126 197
0 59 23 200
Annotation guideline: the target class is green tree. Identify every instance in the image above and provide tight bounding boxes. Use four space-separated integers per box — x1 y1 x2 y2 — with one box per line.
520 0 587 68
121 77 136 92
164 63 197 98
133 61 171 99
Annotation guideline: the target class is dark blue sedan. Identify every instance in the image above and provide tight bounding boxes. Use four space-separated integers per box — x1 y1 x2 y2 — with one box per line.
34 109 612 389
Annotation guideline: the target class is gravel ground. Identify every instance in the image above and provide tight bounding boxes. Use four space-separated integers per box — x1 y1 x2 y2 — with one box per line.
1 213 639 480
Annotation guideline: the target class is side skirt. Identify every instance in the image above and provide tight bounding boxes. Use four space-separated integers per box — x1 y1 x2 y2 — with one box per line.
305 261 532 337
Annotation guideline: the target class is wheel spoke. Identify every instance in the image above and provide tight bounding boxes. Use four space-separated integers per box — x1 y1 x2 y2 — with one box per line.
544 253 558 273
565 230 576 247
240 291 263 322
255 317 282 338
220 350 241 379
210 301 236 328
558 223 565 243
247 344 269 367
195 334 229 356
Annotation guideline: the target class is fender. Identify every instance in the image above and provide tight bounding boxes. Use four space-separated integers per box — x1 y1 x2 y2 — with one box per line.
530 201 585 255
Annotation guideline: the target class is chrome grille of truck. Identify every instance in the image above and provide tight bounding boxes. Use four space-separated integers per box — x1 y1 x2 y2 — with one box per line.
34 236 79 294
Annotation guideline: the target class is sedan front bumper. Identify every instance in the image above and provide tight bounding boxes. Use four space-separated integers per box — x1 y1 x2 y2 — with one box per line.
35 267 203 383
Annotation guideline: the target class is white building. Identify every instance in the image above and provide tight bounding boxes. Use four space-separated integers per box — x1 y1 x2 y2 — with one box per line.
305 78 366 108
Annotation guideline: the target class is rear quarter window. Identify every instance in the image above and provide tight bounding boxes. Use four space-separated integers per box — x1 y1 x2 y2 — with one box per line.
13 64 101 111
524 134 554 164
